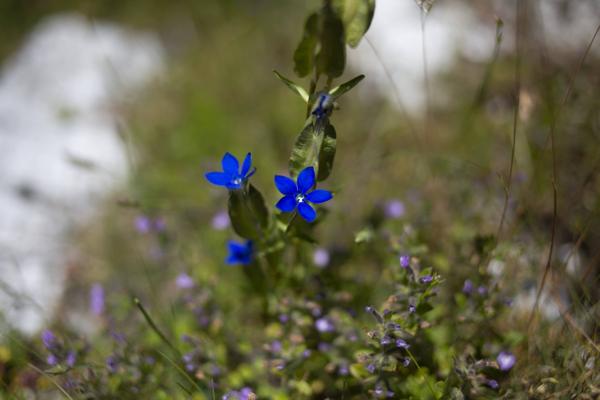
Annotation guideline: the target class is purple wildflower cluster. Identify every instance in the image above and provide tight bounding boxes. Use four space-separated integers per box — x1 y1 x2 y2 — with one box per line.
41 330 77 368
134 215 166 234
222 387 255 400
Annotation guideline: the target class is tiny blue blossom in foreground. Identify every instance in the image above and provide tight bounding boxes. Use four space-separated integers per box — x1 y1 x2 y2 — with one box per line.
396 338 410 349
226 240 253 265
274 166 332 222
497 351 516 371
420 275 433 284
206 152 256 190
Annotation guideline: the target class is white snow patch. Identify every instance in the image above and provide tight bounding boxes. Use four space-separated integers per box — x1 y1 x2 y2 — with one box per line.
0 13 164 334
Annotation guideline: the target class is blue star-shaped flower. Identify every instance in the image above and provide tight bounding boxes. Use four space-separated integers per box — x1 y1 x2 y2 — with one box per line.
205 152 256 190
274 166 333 223
226 240 253 265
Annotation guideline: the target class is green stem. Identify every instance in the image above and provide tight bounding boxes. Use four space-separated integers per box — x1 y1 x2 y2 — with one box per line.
405 348 438 399
134 297 179 356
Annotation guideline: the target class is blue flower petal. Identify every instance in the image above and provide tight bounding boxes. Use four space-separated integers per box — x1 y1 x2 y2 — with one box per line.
306 189 332 204
205 172 231 186
222 152 239 175
297 202 317 222
274 175 297 195
240 153 252 177
226 240 253 265
276 195 296 212
226 255 240 265
297 167 315 193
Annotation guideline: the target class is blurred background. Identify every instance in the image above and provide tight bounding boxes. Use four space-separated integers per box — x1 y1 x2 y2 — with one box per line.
0 0 598 356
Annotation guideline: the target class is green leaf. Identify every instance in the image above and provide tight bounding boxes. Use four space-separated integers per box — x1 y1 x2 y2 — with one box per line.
329 74 365 99
289 120 321 178
293 12 319 77
273 70 309 103
316 4 346 78
349 363 370 379
228 185 269 240
354 227 374 243
334 0 376 47
317 123 336 181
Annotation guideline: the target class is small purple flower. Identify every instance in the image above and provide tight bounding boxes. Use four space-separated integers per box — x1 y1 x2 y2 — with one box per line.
153 217 166 232
497 351 516 371
278 314 289 324
396 339 410 349
135 216 152 234
408 304 416 313
318 342 332 352
338 363 349 376
419 275 433 284
485 379 499 389
90 283 105 316
462 279 473 295
66 351 76 367
42 330 56 350
106 355 118 373
185 362 196 372
385 200 405 219
176 273 195 289
478 285 488 296
270 340 282 353
315 317 335 333
400 254 410 268
183 352 194 364
380 336 393 346
211 211 230 230
401 357 410 367
302 349 312 358
367 363 376 374
313 248 330 268
226 240 254 265
46 353 58 366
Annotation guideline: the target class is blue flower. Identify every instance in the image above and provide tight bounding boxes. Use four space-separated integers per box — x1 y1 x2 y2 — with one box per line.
226 240 253 265
274 166 332 223
205 152 256 190
312 93 332 121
